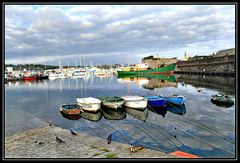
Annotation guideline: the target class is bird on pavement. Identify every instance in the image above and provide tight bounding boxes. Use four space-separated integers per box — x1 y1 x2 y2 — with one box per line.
70 129 78 136
107 134 112 144
56 136 65 144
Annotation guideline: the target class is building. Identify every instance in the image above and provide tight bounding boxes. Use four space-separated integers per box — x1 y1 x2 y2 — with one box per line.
176 48 235 76
142 55 177 69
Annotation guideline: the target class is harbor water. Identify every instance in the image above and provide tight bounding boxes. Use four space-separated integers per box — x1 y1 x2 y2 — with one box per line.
4 74 236 158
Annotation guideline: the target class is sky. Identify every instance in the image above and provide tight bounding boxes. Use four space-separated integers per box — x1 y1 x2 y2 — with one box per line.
5 5 235 66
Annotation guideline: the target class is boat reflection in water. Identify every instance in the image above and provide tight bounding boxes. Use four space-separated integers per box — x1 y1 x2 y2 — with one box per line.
117 74 177 90
147 106 168 118
167 104 187 116
81 110 102 122
124 106 148 122
101 106 126 120
60 111 81 120
147 104 187 117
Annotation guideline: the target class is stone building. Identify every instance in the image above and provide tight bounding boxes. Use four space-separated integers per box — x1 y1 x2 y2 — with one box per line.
142 55 177 69
176 48 235 73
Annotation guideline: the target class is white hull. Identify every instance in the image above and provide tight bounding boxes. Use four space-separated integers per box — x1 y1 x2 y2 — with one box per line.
49 73 66 79
78 103 101 112
124 100 147 109
102 101 125 110
76 97 101 112
122 95 147 109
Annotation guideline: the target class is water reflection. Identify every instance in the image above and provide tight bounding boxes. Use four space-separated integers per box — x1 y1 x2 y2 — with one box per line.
176 74 235 95
117 74 177 90
101 107 126 120
167 104 187 116
147 107 168 118
81 110 102 122
5 74 235 158
60 112 81 120
124 107 148 122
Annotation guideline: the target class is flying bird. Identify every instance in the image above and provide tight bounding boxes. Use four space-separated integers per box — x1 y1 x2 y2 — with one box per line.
56 136 65 144
107 134 112 144
70 129 78 136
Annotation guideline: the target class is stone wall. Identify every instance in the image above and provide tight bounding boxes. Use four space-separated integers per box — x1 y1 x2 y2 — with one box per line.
142 58 177 69
176 55 235 73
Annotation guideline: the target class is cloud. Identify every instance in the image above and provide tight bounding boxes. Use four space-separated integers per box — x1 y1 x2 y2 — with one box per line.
5 5 235 65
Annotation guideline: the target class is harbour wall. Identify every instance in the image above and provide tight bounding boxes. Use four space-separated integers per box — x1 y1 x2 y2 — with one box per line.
175 54 235 77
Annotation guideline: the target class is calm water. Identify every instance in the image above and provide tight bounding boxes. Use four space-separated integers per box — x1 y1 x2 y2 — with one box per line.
4 74 236 158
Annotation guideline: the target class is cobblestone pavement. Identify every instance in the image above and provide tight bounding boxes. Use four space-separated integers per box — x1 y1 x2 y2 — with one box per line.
4 125 181 159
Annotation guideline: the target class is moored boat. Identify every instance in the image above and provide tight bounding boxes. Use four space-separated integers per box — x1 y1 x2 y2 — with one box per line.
160 95 186 106
59 103 82 115
72 70 88 78
98 96 125 110
121 95 147 110
76 97 101 112
117 63 176 75
210 94 234 107
23 76 38 81
145 95 167 108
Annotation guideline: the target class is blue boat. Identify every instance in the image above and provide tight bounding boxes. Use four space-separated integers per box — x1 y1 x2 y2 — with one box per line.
160 95 185 106
145 96 167 108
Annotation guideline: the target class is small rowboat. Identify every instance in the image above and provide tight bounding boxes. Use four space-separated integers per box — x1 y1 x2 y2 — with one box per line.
211 94 234 107
160 94 186 106
121 95 147 110
76 97 101 112
60 104 82 115
145 95 167 108
98 96 125 110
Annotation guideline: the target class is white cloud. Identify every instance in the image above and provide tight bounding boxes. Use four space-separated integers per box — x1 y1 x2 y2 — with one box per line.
5 5 235 65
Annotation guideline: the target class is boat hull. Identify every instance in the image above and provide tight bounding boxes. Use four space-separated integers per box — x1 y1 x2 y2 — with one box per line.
145 96 167 108
78 103 101 112
60 104 81 115
102 101 125 110
124 100 147 110
161 95 185 106
23 76 37 81
117 63 176 75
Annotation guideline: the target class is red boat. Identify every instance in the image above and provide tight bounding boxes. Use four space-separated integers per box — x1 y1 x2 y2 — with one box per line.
23 76 37 81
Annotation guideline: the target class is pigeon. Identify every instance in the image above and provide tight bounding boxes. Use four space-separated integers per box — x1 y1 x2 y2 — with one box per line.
56 136 65 144
49 120 52 126
107 134 112 144
70 129 78 136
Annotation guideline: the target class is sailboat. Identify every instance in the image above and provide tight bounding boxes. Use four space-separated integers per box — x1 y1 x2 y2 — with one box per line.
48 60 66 79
